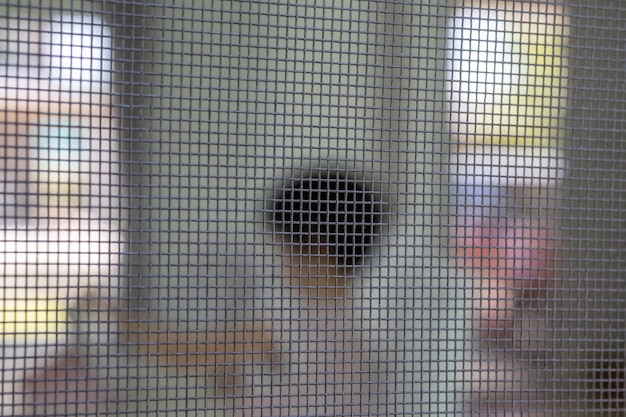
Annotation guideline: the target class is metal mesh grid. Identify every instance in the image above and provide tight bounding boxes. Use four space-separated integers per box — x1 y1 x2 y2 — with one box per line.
0 1 624 416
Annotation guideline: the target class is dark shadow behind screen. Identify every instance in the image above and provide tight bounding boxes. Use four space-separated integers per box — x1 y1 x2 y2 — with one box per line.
0 1 625 416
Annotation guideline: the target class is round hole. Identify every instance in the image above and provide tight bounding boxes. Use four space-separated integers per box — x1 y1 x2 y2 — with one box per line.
268 170 386 267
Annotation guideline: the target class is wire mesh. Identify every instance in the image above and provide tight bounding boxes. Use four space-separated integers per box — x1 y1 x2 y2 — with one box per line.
0 1 624 416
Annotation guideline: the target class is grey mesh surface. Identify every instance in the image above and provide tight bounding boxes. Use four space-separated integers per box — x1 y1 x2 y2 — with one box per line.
1 1 624 416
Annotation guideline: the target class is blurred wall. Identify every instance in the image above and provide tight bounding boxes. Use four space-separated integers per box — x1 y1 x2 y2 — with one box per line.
115 0 461 415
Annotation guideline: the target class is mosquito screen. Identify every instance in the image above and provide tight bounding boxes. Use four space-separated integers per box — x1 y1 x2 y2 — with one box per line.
0 1 624 416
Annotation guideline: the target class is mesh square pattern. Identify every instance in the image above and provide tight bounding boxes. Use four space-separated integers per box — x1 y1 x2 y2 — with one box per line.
1 1 625 416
